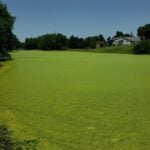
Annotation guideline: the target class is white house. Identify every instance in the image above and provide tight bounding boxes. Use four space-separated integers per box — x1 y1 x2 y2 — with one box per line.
112 37 141 46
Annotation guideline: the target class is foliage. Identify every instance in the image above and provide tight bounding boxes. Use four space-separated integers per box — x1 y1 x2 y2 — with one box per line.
73 34 106 49
25 38 38 50
0 124 13 149
25 33 68 50
0 2 20 59
134 40 150 54
137 24 150 40
24 34 106 50
99 34 106 46
113 31 133 39
85 36 97 48
0 124 39 149
7 33 21 51
0 2 14 56
69 35 84 49
114 31 124 37
106 36 113 46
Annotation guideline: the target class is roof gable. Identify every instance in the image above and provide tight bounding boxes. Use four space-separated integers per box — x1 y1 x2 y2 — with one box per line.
113 36 141 42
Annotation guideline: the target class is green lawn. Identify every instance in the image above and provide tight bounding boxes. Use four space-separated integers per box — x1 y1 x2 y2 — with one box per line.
0 51 150 149
70 45 134 54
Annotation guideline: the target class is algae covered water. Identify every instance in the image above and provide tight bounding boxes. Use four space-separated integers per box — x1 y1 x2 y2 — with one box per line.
0 51 150 149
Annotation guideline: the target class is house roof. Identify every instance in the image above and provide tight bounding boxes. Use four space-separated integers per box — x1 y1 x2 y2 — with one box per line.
123 37 141 42
113 36 141 42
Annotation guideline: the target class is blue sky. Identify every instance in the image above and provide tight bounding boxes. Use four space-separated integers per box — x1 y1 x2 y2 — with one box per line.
3 0 150 41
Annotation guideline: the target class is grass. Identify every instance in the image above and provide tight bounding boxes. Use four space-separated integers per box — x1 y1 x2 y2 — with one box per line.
0 50 150 149
69 45 134 54
95 45 134 53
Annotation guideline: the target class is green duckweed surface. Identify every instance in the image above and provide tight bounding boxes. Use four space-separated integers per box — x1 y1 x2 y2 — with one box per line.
0 51 150 149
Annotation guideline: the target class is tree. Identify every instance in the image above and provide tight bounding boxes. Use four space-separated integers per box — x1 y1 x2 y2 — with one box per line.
69 35 84 49
25 33 68 50
99 34 106 43
106 36 113 46
137 24 150 40
24 33 106 50
134 24 150 54
113 31 133 38
84 35 106 49
0 2 15 59
133 40 150 54
124 33 133 37
7 33 21 50
114 31 124 38
55 33 68 49
25 38 37 49
99 34 106 47
84 37 96 48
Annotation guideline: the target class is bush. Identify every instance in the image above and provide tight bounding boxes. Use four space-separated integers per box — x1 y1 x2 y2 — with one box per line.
134 40 150 54
0 50 12 60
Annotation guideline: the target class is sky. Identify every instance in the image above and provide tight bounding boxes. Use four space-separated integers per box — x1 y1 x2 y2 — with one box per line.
3 0 150 42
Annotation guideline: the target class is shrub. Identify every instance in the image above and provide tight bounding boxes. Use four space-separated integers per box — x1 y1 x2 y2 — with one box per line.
134 40 150 54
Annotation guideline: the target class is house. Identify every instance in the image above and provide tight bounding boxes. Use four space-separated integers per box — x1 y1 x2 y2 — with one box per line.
112 37 141 46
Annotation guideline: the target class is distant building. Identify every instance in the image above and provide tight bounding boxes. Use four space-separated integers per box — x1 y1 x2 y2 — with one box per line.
96 41 106 48
96 41 101 48
112 37 141 46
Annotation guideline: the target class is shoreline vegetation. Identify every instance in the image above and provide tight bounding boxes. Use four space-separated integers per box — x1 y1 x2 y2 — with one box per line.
18 45 133 52
19 45 134 54
69 45 134 54
0 124 39 149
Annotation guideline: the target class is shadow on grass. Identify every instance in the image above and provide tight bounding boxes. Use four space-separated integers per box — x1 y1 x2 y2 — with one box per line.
68 45 134 54
0 63 3 68
0 124 39 150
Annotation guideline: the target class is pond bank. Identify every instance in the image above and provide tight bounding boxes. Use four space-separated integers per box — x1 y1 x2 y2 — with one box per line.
0 63 3 68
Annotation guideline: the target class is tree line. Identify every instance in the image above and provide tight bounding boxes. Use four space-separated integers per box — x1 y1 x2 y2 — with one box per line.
24 31 138 50
24 34 106 50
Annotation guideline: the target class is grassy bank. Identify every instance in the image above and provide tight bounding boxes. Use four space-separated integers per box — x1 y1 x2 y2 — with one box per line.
0 51 150 149
0 63 2 67
69 45 134 54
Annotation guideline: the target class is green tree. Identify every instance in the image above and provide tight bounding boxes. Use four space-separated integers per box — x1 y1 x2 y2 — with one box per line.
99 34 106 47
134 40 150 54
25 38 37 49
7 33 21 50
0 2 15 59
69 35 84 49
55 33 68 49
85 35 106 49
85 37 96 48
106 36 113 46
25 33 68 50
114 31 124 38
11 34 21 49
99 34 106 42
137 24 150 40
